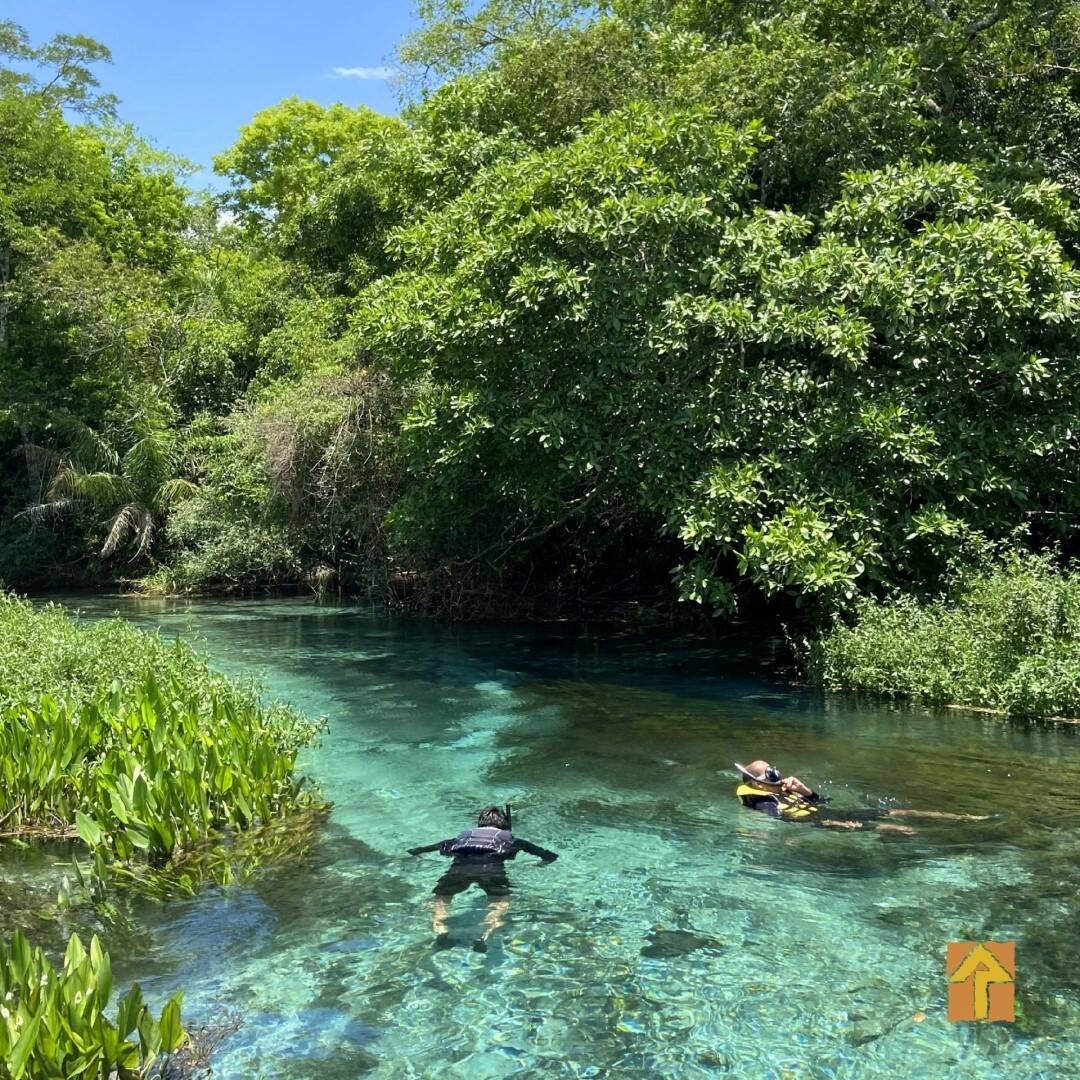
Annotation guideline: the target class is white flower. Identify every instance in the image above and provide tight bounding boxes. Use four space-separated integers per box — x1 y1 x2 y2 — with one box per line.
1 1005 9 1020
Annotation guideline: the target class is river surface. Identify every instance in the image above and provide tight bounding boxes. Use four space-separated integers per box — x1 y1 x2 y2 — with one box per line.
46 597 1080 1076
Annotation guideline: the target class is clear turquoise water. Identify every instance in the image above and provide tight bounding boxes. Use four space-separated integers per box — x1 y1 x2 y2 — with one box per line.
46 598 1080 1076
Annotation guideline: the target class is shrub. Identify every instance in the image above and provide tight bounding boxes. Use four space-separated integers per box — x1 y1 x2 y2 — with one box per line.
1 681 317 862
147 372 405 596
0 594 315 751
0 595 323 894
0 929 184 1080
805 553 1080 717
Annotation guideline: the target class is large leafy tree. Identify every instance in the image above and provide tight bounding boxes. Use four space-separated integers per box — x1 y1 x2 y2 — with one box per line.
397 0 594 79
0 22 192 581
214 99 401 243
357 103 1080 609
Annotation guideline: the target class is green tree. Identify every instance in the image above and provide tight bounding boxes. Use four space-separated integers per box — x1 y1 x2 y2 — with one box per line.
0 18 117 117
397 0 594 79
357 103 1080 610
214 98 400 241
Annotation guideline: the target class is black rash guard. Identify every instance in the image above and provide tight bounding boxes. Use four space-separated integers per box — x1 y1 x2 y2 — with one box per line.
409 834 558 898
409 837 558 862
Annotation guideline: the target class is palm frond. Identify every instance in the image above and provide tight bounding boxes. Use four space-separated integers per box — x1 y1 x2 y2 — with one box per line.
14 440 59 474
48 467 133 508
16 498 75 524
49 414 120 472
133 509 156 560
156 477 199 509
123 430 176 493
102 503 140 557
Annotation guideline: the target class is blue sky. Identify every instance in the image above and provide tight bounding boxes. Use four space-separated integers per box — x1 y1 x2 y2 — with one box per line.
5 1 419 188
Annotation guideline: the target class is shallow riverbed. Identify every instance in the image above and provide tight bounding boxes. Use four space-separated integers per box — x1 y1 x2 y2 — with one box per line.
34 597 1080 1077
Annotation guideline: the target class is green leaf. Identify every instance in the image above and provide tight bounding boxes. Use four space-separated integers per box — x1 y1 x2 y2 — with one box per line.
9 1012 41 1079
75 812 103 849
116 985 143 1039
159 994 185 1054
137 1007 161 1058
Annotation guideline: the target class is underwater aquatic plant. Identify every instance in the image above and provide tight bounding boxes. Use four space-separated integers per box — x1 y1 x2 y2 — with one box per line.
0 930 184 1079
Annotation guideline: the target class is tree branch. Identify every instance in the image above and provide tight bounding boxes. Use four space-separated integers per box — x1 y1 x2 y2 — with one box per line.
963 1 1010 39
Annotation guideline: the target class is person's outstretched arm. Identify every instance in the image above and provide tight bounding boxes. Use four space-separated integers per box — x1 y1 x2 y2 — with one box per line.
407 841 450 855
515 838 558 861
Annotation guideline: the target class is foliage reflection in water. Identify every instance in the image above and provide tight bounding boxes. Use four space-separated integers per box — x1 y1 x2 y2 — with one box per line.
36 598 1080 1078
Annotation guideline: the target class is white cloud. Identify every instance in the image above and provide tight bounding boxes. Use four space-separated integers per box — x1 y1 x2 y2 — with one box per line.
329 66 399 81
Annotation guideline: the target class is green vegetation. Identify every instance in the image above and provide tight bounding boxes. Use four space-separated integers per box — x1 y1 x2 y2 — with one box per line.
0 930 184 1080
0 595 323 895
1 4 1079 700
0 595 314 743
0 588 320 1076
807 555 1080 717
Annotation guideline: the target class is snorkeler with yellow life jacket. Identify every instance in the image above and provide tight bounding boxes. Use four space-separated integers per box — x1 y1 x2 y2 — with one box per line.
734 760 989 833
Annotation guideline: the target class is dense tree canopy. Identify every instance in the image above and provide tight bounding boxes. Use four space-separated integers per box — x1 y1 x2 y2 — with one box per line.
2 2 1078 615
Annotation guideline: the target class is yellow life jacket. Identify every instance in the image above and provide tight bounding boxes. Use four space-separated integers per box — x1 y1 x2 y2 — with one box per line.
736 783 820 821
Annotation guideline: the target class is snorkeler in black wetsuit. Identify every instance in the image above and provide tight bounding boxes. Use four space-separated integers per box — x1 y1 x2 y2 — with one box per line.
407 804 558 950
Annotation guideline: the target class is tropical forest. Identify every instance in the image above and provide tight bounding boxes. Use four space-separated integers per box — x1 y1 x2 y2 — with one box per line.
1 1 1079 1077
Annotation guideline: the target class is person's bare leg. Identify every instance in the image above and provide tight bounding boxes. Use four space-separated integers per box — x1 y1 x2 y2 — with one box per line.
875 822 916 835
886 810 990 821
431 897 451 936
820 818 864 830
481 899 510 941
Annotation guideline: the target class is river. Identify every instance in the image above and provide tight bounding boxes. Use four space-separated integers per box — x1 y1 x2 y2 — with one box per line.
48 597 1080 1077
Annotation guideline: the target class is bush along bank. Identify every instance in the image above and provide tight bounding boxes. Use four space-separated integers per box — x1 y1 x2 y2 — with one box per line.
0 594 326 894
805 554 1080 719
0 594 328 1076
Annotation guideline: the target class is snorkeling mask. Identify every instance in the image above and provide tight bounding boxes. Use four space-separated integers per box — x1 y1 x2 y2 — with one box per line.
734 762 783 785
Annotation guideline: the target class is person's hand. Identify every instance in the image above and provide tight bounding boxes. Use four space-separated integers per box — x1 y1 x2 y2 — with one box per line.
782 776 812 797
407 847 424 856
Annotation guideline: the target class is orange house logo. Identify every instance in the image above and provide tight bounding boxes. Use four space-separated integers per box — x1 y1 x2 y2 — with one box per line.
947 941 1015 1022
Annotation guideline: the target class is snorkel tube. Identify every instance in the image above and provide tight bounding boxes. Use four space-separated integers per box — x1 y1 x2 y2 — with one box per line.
504 803 512 831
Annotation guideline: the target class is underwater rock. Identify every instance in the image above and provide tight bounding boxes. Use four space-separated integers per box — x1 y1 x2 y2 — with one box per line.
640 927 721 958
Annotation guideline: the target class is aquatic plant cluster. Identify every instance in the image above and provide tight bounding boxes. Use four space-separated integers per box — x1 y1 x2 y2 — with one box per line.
808 554 1080 717
2 681 316 859
0 596 322 1076
0 931 184 1080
